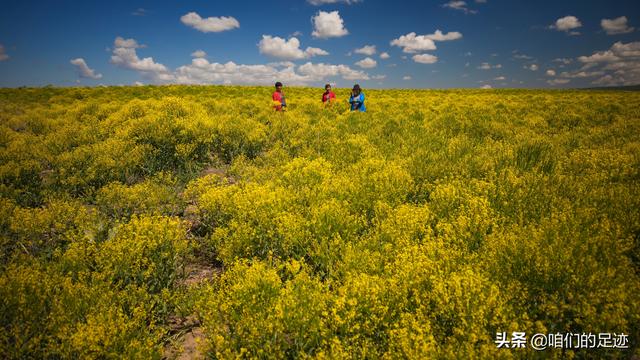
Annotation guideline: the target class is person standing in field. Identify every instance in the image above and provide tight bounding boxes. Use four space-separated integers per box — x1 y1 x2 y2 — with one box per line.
272 81 286 111
349 84 366 112
322 83 336 105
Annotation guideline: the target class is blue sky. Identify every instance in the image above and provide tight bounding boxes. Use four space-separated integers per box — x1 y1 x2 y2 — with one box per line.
0 0 638 88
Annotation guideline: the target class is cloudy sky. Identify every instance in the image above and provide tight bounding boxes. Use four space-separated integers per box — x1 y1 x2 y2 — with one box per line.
0 0 638 88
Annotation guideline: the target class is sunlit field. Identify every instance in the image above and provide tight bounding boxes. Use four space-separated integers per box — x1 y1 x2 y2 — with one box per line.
1 85 639 359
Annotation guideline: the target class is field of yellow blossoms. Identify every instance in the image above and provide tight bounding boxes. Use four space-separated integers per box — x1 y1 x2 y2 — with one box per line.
1 85 639 359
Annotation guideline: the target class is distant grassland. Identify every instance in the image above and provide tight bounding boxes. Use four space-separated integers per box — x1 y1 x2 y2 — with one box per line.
1 86 639 359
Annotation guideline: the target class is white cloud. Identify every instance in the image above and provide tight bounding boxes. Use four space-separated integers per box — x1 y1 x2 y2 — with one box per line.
114 37 143 49
132 8 147 16
259 35 328 60
550 16 582 33
307 0 361 4
70 58 103 79
110 37 171 80
110 37 371 86
494 76 506 80
391 33 436 53
312 11 349 38
443 1 477 14
355 57 377 68
175 59 305 85
371 74 386 80
477 62 501 70
403 76 412 80
591 75 618 86
412 54 438 64
191 50 207 58
426 30 463 41
513 54 533 60
390 30 462 53
546 69 556 76
547 78 570 85
175 60 367 85
0 44 8 61
180 12 239 33
559 70 605 79
572 41 640 86
480 84 492 89
578 50 619 63
379 52 390 59
525 64 539 71
297 62 369 80
355 45 376 56
305 47 330 57
601 16 634 35
553 58 572 65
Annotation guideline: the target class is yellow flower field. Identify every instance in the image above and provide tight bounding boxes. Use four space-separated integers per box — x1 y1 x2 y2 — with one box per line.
1 85 639 359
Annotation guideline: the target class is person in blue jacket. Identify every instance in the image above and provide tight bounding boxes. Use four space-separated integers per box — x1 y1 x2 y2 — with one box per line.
349 84 366 112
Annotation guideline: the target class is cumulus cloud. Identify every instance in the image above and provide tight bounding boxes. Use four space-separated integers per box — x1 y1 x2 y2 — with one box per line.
480 84 492 89
174 59 300 85
109 36 370 85
191 50 207 58
550 15 582 34
355 57 377 68
558 70 605 79
176 60 350 85
547 78 570 86
477 62 501 70
391 33 436 53
601 16 634 35
312 11 349 38
132 8 147 16
70 58 103 79
379 52 390 59
524 64 539 71
297 62 369 80
546 69 556 76
494 76 506 80
180 12 239 33
426 30 463 41
307 0 361 4
173 60 370 85
259 35 329 60
110 37 172 81
443 1 477 14
355 45 376 56
0 44 8 61
390 30 462 53
412 54 438 64
512 51 533 60
403 76 412 80
553 58 572 65
114 37 143 49
573 41 640 86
